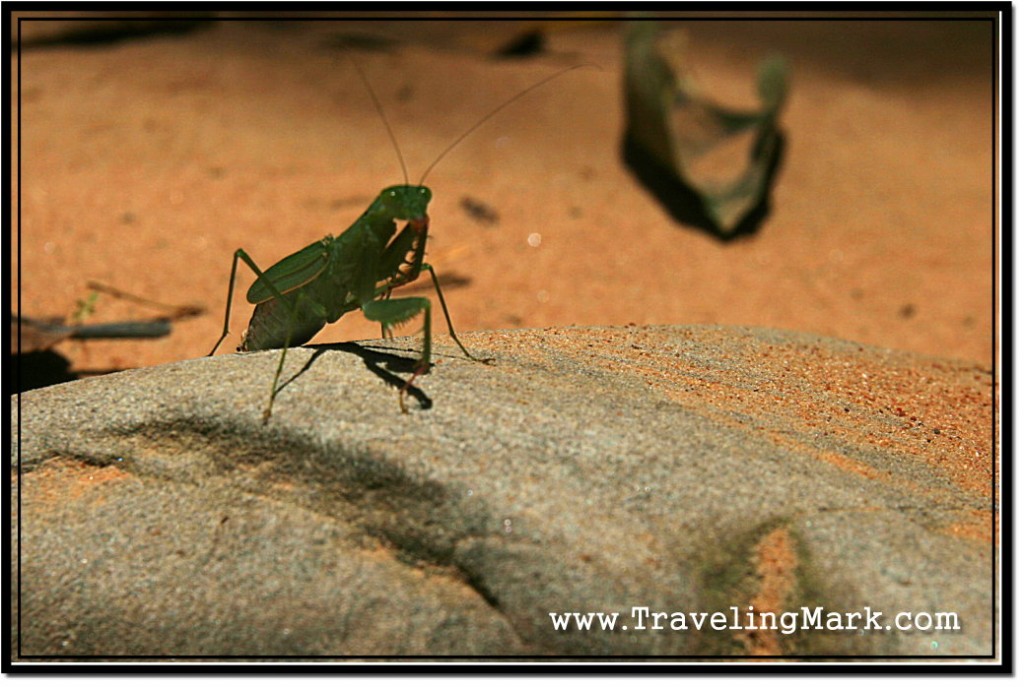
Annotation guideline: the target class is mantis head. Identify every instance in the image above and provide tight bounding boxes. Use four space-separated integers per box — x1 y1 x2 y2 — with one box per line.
379 185 432 222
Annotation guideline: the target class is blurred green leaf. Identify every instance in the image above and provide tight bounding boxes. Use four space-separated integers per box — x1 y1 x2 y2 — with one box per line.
624 22 788 236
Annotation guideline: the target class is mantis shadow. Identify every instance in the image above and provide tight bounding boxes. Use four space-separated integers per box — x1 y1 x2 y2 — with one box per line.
278 342 433 411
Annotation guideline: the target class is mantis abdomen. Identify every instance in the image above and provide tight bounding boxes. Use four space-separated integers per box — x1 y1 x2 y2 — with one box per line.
241 279 353 352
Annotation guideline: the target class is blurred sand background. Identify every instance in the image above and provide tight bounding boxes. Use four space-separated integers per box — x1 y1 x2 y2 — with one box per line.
12 15 996 382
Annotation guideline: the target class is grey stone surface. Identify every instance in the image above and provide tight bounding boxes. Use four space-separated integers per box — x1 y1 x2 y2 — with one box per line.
11 325 995 658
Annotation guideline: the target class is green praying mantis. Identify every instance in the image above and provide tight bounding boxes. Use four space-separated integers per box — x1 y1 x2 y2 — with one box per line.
210 63 587 423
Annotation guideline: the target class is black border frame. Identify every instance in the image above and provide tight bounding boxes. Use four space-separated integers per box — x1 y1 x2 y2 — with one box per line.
3 3 1012 674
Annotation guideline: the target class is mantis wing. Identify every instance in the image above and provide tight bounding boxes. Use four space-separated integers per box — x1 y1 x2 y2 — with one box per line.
246 239 330 305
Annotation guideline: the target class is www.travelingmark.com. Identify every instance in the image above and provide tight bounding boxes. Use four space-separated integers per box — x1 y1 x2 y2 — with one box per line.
549 606 961 635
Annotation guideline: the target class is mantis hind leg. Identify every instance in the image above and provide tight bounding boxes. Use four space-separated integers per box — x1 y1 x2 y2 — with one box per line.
209 249 250 356
210 248 296 356
421 262 493 364
260 295 326 424
209 247 311 424
263 327 293 424
361 297 431 413
255 293 325 424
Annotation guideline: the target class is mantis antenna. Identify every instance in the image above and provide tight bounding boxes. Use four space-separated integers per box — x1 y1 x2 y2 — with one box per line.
352 60 597 187
350 58 410 186
418 63 597 185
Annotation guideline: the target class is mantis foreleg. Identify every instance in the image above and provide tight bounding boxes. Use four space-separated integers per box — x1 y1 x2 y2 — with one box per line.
379 287 393 339
361 296 432 413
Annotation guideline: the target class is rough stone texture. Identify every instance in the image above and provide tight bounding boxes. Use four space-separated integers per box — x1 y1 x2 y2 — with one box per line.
11 326 996 659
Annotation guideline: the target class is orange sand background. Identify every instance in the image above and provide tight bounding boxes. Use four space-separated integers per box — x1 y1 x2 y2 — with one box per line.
12 17 996 375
